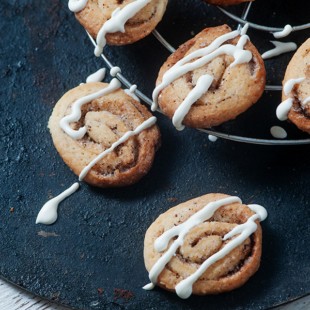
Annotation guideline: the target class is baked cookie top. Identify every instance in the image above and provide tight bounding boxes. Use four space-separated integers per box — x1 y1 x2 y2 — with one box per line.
144 193 267 298
49 81 160 188
281 38 310 133
74 0 168 46
153 25 266 130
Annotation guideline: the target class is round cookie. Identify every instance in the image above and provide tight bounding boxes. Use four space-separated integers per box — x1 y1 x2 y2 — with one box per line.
204 0 253 5
49 82 160 187
144 193 264 296
154 25 266 129
75 0 168 45
282 38 310 134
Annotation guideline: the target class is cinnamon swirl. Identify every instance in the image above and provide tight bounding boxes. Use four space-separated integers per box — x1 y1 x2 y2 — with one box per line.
48 81 160 187
144 193 266 297
280 39 310 133
152 25 266 130
74 0 168 46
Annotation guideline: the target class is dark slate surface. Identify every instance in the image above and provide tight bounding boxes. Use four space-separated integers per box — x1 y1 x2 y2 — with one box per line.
0 0 309 309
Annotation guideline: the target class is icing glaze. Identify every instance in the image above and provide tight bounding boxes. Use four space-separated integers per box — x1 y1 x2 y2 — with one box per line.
276 78 306 121
68 0 88 12
270 126 287 139
303 96 310 106
36 183 79 225
94 0 151 56
124 84 140 102
144 196 267 299
172 74 214 131
283 78 305 95
79 116 157 180
262 41 297 60
151 24 252 113
59 78 121 140
110 66 121 77
273 25 293 39
86 68 106 83
208 135 218 142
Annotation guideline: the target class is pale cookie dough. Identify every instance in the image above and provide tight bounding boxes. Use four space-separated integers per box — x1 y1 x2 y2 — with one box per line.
49 82 160 187
75 0 168 45
144 193 263 295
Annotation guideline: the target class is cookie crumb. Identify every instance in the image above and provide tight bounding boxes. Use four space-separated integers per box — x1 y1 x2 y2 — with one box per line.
113 288 134 302
97 287 104 295
9 207 14 213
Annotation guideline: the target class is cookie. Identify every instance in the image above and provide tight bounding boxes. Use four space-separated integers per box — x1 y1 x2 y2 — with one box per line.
152 25 266 130
144 193 267 298
49 81 160 187
280 38 310 133
74 0 168 46
204 0 253 5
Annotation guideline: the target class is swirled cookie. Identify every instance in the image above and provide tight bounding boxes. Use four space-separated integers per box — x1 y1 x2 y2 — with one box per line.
204 0 253 5
152 25 266 130
48 82 160 187
281 38 310 133
74 0 168 46
144 193 267 297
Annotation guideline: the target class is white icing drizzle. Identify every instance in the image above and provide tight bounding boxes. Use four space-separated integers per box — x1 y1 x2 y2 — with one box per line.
273 25 293 39
110 66 121 77
270 126 287 139
283 78 305 95
276 78 306 121
303 96 310 106
151 24 252 112
143 196 267 299
262 41 297 60
68 0 88 12
94 0 151 56
36 183 79 225
124 84 140 102
79 116 157 180
276 98 293 121
59 78 121 140
86 68 106 83
172 74 214 131
208 135 218 142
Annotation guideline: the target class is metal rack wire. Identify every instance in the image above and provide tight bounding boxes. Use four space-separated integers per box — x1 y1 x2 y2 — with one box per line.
88 2 310 145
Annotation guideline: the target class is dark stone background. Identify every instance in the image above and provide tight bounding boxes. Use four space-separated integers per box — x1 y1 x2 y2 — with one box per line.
0 0 309 309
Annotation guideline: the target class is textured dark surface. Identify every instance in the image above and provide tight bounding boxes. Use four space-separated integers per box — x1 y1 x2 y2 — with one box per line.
0 0 310 309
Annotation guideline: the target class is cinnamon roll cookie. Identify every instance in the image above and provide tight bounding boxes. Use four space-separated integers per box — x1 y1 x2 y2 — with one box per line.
152 24 266 130
48 80 160 187
277 38 310 133
144 193 267 298
71 0 167 49
204 0 253 5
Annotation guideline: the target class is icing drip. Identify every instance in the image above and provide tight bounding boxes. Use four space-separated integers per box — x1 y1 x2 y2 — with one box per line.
86 68 106 83
273 25 293 39
94 0 151 56
276 78 306 121
68 0 88 12
303 97 310 106
262 41 297 60
79 116 157 180
59 78 121 140
270 126 287 139
36 183 79 225
144 196 267 299
124 84 140 102
151 24 252 112
110 66 121 77
172 74 214 131
208 135 218 142
276 98 293 121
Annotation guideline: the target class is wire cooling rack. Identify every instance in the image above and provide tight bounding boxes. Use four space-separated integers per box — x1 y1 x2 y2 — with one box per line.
87 1 310 145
